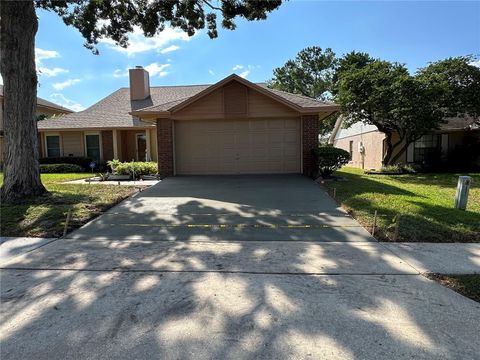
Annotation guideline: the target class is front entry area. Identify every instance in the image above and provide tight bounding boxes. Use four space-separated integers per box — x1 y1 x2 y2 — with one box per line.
174 118 301 175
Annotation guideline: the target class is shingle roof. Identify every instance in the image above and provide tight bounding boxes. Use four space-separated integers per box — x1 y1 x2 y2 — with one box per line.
37 77 338 130
441 116 478 131
0 85 73 113
38 85 209 129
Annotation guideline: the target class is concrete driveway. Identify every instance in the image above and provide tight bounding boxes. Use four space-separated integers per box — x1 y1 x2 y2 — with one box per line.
1 175 480 359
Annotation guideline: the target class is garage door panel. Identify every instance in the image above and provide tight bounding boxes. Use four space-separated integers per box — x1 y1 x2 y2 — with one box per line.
175 118 300 174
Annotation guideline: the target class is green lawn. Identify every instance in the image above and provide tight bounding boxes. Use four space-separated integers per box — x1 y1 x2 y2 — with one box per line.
322 168 480 242
1 173 136 237
426 274 480 303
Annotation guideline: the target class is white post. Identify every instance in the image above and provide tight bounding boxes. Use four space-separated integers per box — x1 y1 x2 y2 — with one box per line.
145 129 151 162
112 129 119 160
455 176 472 210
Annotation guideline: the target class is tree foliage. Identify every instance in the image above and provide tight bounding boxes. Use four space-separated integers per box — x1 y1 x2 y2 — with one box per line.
0 0 283 202
36 0 282 53
268 46 338 137
335 52 480 165
269 46 337 100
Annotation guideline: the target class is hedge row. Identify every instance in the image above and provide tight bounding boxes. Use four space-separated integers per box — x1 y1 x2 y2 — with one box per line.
114 162 158 177
40 163 85 173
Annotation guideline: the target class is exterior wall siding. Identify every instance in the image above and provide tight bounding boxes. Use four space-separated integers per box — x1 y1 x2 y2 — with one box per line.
335 131 385 170
302 114 319 176
157 119 174 176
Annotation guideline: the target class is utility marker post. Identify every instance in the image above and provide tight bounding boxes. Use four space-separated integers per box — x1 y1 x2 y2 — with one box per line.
454 176 472 210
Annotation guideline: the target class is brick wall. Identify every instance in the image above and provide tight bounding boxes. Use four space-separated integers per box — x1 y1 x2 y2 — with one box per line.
156 119 173 176
302 114 319 176
101 130 114 161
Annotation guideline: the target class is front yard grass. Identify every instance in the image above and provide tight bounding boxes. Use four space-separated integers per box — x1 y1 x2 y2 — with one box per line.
1 173 136 237
322 167 479 242
426 274 480 303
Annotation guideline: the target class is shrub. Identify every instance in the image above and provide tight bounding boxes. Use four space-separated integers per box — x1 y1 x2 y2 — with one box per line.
40 163 85 173
114 161 158 178
107 159 121 171
39 156 93 170
379 164 417 174
312 146 350 177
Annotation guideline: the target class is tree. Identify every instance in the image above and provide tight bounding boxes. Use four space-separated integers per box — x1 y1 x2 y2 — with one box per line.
268 47 338 137
416 56 480 123
0 0 283 203
335 53 479 165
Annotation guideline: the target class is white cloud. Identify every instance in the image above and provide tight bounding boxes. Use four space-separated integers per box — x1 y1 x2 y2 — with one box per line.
160 45 180 54
208 69 215 76
239 70 250 78
49 93 85 112
52 78 81 90
233 64 259 79
113 69 128 78
99 26 192 56
38 67 68 77
144 63 171 77
34 48 69 78
35 48 59 62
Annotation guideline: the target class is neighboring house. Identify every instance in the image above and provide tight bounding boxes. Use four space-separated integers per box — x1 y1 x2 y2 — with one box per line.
332 117 480 170
0 85 73 166
37 67 339 176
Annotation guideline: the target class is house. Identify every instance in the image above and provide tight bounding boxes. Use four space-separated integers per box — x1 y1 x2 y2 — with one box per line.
0 85 73 167
37 67 339 176
332 117 480 170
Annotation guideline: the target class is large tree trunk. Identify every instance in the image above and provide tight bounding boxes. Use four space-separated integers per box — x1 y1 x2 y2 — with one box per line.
0 1 46 203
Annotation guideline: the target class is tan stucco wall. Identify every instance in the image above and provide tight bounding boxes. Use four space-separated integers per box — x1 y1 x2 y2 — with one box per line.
335 130 386 170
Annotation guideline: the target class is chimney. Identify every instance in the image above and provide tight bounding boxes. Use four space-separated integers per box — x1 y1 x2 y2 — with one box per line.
129 66 150 100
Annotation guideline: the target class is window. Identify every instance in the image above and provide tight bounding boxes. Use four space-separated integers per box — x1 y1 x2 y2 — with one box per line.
85 134 101 161
349 141 353 160
46 135 61 157
414 134 440 163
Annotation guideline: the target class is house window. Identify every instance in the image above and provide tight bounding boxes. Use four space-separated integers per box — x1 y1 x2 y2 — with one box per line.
85 134 101 161
349 141 353 160
414 134 440 163
46 135 61 157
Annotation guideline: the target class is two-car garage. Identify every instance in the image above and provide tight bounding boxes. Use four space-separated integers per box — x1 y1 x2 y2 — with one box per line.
174 118 301 175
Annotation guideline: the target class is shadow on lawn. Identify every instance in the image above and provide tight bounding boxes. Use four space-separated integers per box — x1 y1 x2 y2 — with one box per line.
0 187 132 238
326 171 479 242
1 175 479 359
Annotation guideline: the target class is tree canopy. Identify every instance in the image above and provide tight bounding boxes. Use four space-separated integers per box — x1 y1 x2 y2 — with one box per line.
37 0 283 53
268 46 338 138
335 53 480 165
0 0 283 202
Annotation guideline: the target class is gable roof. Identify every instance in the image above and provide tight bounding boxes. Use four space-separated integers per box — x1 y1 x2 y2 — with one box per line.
131 74 339 117
0 85 73 114
38 74 339 130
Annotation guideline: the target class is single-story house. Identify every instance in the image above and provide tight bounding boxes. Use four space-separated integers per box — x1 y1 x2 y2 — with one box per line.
332 117 480 170
0 85 73 166
37 67 339 176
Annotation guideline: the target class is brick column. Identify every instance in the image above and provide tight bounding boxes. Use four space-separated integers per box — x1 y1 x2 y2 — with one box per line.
101 130 114 161
302 114 319 177
156 118 174 177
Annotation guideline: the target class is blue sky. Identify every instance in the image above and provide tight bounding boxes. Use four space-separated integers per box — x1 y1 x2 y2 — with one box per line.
8 0 480 111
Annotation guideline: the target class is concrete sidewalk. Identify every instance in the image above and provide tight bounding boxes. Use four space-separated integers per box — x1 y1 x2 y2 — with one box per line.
382 242 480 274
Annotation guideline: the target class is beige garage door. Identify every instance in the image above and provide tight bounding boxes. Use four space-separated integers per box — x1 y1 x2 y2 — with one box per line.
175 118 300 175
